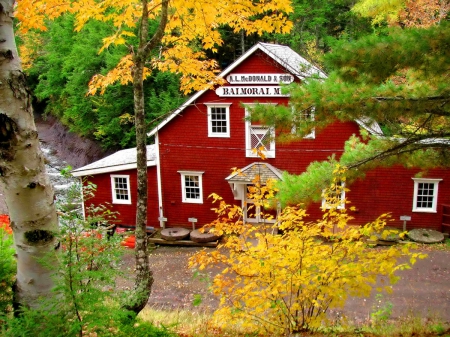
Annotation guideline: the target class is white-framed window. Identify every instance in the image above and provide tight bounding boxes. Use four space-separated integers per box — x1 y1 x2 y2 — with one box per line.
245 104 276 158
412 178 442 213
205 103 231 137
322 181 345 210
111 175 131 204
291 106 315 139
179 171 204 204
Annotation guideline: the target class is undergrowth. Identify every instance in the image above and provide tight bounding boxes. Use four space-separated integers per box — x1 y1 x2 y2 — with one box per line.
139 307 450 337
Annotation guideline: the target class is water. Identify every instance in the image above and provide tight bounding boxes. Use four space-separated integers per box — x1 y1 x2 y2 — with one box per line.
40 143 80 207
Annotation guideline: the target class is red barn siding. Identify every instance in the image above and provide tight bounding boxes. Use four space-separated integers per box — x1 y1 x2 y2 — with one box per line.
303 166 450 231
82 167 159 228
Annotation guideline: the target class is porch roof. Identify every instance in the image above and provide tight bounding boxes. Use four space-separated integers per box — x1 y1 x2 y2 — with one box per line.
71 145 156 177
225 162 283 184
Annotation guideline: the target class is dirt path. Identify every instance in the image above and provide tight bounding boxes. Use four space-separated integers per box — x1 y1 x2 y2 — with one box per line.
120 246 450 323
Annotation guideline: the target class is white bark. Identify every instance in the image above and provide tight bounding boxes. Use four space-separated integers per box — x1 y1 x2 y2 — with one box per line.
0 0 58 308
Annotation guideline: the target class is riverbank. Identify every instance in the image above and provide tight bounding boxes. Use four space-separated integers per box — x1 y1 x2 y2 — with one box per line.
0 113 112 215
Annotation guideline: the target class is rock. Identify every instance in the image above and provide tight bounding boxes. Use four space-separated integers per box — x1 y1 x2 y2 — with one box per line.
374 226 403 242
161 228 190 241
34 113 113 169
407 228 445 244
190 228 221 243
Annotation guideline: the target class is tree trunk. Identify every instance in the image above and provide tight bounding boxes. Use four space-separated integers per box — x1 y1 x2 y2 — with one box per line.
122 0 168 314
0 0 58 309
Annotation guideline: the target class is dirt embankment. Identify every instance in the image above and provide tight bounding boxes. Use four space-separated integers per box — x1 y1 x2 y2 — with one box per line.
34 113 114 169
0 113 113 214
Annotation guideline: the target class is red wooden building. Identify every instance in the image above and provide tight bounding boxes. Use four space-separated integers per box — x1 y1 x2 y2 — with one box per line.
72 42 450 233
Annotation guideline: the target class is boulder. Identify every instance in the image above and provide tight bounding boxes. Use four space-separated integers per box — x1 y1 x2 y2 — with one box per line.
190 228 221 243
407 228 444 244
160 227 190 241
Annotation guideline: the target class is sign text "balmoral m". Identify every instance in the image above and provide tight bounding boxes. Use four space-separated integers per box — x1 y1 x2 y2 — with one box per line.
216 86 289 97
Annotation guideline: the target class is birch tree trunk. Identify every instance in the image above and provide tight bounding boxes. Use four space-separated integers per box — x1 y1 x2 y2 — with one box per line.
122 0 168 314
0 0 58 309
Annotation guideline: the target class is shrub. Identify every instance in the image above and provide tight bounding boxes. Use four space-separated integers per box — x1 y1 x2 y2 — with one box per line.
1 177 173 337
189 166 426 335
0 215 15 317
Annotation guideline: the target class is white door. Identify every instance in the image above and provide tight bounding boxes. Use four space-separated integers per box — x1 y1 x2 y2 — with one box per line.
243 184 277 224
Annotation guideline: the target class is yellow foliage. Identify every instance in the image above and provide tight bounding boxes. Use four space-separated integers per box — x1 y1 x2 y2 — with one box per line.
352 0 405 25
17 0 293 95
189 166 426 334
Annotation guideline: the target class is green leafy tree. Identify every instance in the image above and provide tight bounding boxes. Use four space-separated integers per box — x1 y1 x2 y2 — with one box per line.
251 23 450 205
26 16 184 150
2 180 175 337
0 216 15 316
274 0 373 66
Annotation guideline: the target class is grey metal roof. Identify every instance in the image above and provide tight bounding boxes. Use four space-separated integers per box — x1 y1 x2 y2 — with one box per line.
258 42 327 79
226 162 283 184
71 145 156 177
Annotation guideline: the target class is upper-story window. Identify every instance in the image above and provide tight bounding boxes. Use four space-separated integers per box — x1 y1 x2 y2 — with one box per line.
245 104 276 158
205 103 231 137
291 106 315 139
111 175 132 204
412 178 442 213
179 171 204 204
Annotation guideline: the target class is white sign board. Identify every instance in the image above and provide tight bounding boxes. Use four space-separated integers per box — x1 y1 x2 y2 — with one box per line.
400 216 411 221
158 217 168 222
216 86 288 97
188 217 198 223
226 73 294 84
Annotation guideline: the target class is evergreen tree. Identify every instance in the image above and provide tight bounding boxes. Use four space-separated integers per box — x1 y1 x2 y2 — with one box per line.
252 23 450 205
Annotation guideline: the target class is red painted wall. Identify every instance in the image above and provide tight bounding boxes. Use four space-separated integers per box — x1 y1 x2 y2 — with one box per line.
82 166 160 228
303 166 450 231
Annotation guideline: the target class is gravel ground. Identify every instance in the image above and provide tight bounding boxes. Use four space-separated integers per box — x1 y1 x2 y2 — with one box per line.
120 245 450 323
119 246 220 313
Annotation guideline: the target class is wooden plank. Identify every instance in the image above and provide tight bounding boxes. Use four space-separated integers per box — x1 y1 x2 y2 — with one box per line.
148 237 218 247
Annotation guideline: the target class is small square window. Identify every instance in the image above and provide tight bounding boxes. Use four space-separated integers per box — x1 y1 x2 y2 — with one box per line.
206 104 231 137
291 106 315 139
322 181 345 210
179 171 204 203
412 178 442 212
111 175 131 204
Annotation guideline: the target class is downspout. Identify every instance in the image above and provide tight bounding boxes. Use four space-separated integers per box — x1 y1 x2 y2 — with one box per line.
155 132 165 228
79 177 86 221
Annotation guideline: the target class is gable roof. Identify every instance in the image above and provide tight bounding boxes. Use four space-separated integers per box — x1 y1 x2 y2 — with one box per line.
147 42 326 137
226 162 283 184
71 145 156 177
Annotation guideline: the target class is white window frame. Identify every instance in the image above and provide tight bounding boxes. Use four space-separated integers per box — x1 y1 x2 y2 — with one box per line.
110 175 132 204
245 104 276 158
412 178 442 213
322 182 345 210
291 106 315 139
205 103 231 137
179 171 204 204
